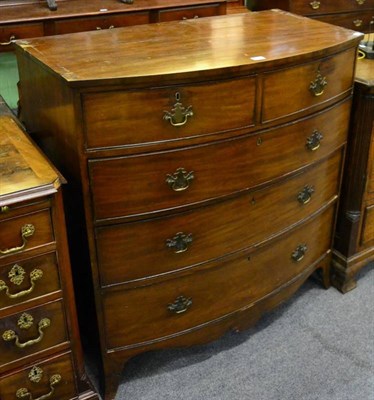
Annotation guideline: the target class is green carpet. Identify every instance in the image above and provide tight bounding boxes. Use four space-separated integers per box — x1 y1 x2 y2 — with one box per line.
0 52 19 110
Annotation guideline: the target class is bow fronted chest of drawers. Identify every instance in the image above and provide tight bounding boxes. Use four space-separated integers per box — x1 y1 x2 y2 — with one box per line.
14 11 363 399
253 0 374 32
0 99 98 400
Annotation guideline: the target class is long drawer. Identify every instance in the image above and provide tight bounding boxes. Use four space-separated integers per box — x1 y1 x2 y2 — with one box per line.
314 11 374 32
0 252 60 310
89 99 350 221
0 352 77 400
0 300 69 368
102 205 335 349
289 0 374 15
96 150 342 285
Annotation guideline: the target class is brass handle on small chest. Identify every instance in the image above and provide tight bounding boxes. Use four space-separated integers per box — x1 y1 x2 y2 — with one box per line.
0 35 16 46
291 244 308 262
353 19 363 27
0 224 35 255
163 92 193 127
2 313 51 348
306 130 323 151
309 69 327 96
0 266 43 299
309 0 320 9
297 185 315 205
1 205 10 213
166 168 194 191
166 232 193 253
168 295 192 314
355 0 365 5
16 366 62 400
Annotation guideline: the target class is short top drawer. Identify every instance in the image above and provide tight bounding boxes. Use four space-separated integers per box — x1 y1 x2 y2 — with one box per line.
0 253 60 310
54 12 150 35
290 0 374 15
89 99 350 221
82 76 256 150
0 209 54 260
262 48 356 123
0 23 44 49
314 11 374 32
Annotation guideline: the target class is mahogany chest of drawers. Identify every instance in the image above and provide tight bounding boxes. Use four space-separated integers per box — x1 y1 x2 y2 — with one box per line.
332 57 374 292
252 0 374 32
0 98 98 399
14 11 362 399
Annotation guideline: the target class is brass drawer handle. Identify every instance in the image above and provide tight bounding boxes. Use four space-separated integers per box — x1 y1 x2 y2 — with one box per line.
0 224 35 255
166 232 193 253
2 312 51 348
0 35 16 46
182 15 200 20
1 205 10 213
291 244 308 262
96 25 115 30
297 185 315 205
16 366 62 399
168 295 192 314
120 0 134 3
163 92 193 127
306 129 323 151
0 264 43 299
309 0 321 9
166 167 194 191
309 69 327 96
353 19 363 27
356 0 365 5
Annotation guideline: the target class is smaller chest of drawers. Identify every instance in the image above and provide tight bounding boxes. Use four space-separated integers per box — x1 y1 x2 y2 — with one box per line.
0 99 98 400
332 57 374 292
252 0 374 32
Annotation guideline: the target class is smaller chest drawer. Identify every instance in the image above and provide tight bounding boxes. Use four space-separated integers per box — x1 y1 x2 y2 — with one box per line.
290 0 374 15
262 48 356 123
0 253 60 310
0 300 68 368
83 76 256 150
314 11 374 32
102 205 335 349
89 99 350 221
367 135 374 194
0 352 77 400
0 209 54 260
96 150 342 286
159 4 224 21
0 23 44 50
54 12 150 35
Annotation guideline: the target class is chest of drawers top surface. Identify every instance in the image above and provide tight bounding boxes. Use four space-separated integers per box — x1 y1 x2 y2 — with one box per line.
0 114 60 206
14 10 363 86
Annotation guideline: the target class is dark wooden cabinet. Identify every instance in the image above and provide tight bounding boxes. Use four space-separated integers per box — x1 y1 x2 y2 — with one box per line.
14 12 362 400
332 58 374 292
252 0 374 32
0 98 98 400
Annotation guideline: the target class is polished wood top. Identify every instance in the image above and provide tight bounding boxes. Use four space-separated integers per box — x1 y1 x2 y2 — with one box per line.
14 10 363 87
0 111 61 206
0 0 226 23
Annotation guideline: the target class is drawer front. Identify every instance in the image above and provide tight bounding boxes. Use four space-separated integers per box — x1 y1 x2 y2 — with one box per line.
361 204 374 246
313 11 374 32
0 352 77 400
0 209 54 260
159 4 223 22
262 48 355 123
0 253 60 310
103 206 335 349
290 0 374 15
0 23 44 50
83 76 256 149
89 100 350 221
96 150 342 285
54 12 150 35
0 300 68 368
